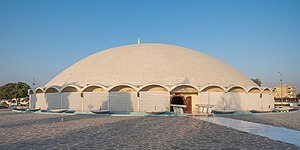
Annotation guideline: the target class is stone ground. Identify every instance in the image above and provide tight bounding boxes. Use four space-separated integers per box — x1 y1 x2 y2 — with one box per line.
0 109 299 150
225 111 300 131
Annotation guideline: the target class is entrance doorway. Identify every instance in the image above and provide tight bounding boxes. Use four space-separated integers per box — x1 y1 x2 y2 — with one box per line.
170 95 184 112
184 96 192 113
171 96 184 105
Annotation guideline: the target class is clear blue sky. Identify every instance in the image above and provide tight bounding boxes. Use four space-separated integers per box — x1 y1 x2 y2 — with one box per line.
0 0 299 92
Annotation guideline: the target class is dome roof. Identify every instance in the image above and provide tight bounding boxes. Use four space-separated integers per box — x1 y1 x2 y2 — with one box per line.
45 44 256 88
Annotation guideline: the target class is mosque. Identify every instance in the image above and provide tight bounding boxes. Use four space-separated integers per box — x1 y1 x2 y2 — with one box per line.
29 42 274 113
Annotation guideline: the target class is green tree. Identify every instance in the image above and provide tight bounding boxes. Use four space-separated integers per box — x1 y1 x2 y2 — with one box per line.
251 78 262 87
0 86 5 99
0 82 30 99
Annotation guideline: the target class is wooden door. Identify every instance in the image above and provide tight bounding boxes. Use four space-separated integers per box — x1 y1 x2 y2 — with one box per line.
184 96 192 113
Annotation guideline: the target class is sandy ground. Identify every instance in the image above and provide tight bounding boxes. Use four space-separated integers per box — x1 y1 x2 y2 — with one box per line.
225 111 300 131
0 109 299 149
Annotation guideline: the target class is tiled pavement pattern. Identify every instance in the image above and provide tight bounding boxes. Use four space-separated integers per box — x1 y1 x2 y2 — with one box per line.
0 109 298 150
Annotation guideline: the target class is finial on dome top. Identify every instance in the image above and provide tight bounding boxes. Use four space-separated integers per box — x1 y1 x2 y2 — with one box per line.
137 36 140 44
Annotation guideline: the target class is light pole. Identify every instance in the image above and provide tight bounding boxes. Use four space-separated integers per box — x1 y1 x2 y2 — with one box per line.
278 72 283 106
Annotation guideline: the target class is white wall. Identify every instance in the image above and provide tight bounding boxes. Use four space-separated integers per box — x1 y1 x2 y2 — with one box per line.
83 92 109 112
199 92 225 110
35 93 47 109
226 92 244 110
139 92 170 112
29 94 37 108
262 94 274 110
199 92 247 111
245 93 261 110
45 93 61 109
109 92 138 112
62 92 82 111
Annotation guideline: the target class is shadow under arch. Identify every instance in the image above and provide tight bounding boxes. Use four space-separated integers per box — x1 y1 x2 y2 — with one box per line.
227 85 247 93
262 88 272 94
35 87 44 94
138 84 170 112
247 86 261 93
28 89 34 95
108 84 137 92
138 83 170 92
82 84 108 92
109 84 137 112
82 84 109 112
45 86 60 93
248 86 262 98
60 85 81 93
200 84 226 92
170 84 199 92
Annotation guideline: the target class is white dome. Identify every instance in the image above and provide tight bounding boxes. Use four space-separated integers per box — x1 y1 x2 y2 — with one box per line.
45 43 256 88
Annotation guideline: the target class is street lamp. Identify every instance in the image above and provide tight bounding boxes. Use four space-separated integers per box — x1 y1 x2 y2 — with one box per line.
278 72 283 106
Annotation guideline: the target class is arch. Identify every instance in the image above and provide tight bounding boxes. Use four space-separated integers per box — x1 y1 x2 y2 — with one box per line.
82 84 107 92
227 85 246 93
35 87 44 94
109 84 137 92
170 84 199 93
45 86 60 93
200 84 226 92
138 83 169 92
28 89 34 95
247 86 261 93
263 88 272 94
60 85 81 93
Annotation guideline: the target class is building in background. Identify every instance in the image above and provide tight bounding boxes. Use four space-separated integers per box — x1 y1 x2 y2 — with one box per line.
273 84 298 106
273 84 296 98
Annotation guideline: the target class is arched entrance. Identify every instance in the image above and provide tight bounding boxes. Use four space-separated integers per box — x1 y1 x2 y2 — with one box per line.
170 85 198 113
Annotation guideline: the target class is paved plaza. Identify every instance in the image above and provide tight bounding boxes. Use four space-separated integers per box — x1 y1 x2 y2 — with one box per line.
0 109 299 149
226 111 300 131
